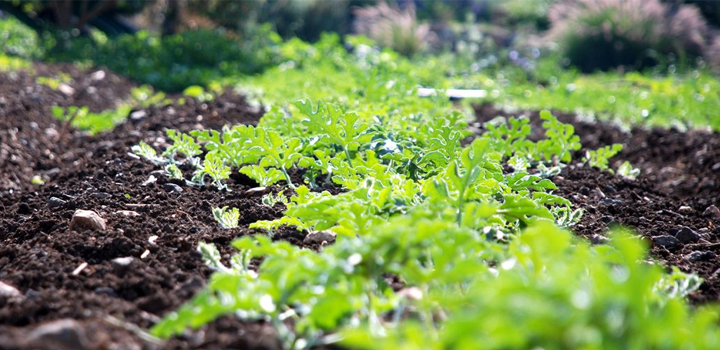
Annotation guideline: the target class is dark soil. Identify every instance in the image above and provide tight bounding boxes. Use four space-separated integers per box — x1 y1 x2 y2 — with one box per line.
474 104 720 303
2 61 719 350
0 64 303 350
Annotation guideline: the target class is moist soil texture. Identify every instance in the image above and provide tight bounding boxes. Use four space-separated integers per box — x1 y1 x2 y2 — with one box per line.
0 63 719 350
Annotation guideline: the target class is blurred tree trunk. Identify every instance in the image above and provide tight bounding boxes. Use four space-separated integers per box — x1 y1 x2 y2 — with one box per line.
48 0 72 29
162 0 181 35
46 0 119 31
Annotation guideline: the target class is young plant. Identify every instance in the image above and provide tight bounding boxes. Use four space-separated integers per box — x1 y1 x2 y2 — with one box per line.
262 192 290 207
165 163 184 180
193 154 231 190
536 110 582 164
583 144 624 172
212 206 240 229
131 141 165 165
617 161 641 179
164 129 202 166
295 100 373 168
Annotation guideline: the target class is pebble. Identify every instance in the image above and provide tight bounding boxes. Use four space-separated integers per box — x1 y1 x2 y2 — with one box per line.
111 257 135 274
47 197 67 209
91 70 106 81
653 235 681 249
688 251 716 262
142 175 158 186
57 84 75 97
130 110 147 121
600 198 622 206
303 230 337 245
704 205 720 219
92 192 111 200
0 281 23 301
245 187 268 195
26 319 89 350
602 185 617 194
675 226 701 244
69 210 106 232
93 287 117 297
163 183 183 193
589 234 609 245
677 206 693 214
114 210 140 217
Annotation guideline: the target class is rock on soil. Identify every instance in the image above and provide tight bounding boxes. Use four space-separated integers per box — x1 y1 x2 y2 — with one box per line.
675 227 702 244
0 281 23 301
303 230 337 246
25 319 89 350
69 209 107 232
704 205 720 219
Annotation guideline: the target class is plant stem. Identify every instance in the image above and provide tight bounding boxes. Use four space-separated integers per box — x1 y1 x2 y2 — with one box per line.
344 147 354 168
281 165 295 189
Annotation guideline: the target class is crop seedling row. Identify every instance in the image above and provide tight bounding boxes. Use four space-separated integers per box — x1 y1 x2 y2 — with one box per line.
132 60 718 348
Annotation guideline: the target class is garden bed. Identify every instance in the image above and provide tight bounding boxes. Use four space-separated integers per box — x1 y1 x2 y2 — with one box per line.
1 65 719 349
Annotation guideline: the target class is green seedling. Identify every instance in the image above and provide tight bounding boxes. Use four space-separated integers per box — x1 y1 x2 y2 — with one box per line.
132 141 165 165
193 154 231 190
584 144 623 172
212 206 240 229
617 161 641 179
262 192 290 207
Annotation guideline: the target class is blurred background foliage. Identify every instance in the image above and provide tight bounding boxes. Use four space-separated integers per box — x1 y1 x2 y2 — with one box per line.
1 0 720 91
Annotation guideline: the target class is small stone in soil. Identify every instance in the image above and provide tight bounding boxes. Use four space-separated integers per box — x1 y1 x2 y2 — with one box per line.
675 226 701 244
653 235 681 249
69 210 106 232
601 199 623 206
26 319 89 350
163 183 183 193
687 251 716 262
129 110 147 121
93 287 117 297
589 234 609 245
92 192 111 200
678 206 693 214
704 205 720 219
0 281 23 300
47 197 67 209
111 257 135 274
303 230 337 245
245 186 268 195
114 210 140 217
142 175 158 186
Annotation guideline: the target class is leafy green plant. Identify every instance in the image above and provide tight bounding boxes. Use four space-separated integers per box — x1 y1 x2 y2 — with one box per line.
193 154 231 190
131 141 165 165
212 206 240 229
262 192 290 207
164 130 202 166
183 85 214 102
36 73 71 90
51 104 132 135
165 163 184 180
295 100 373 168
617 160 641 179
583 144 624 172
